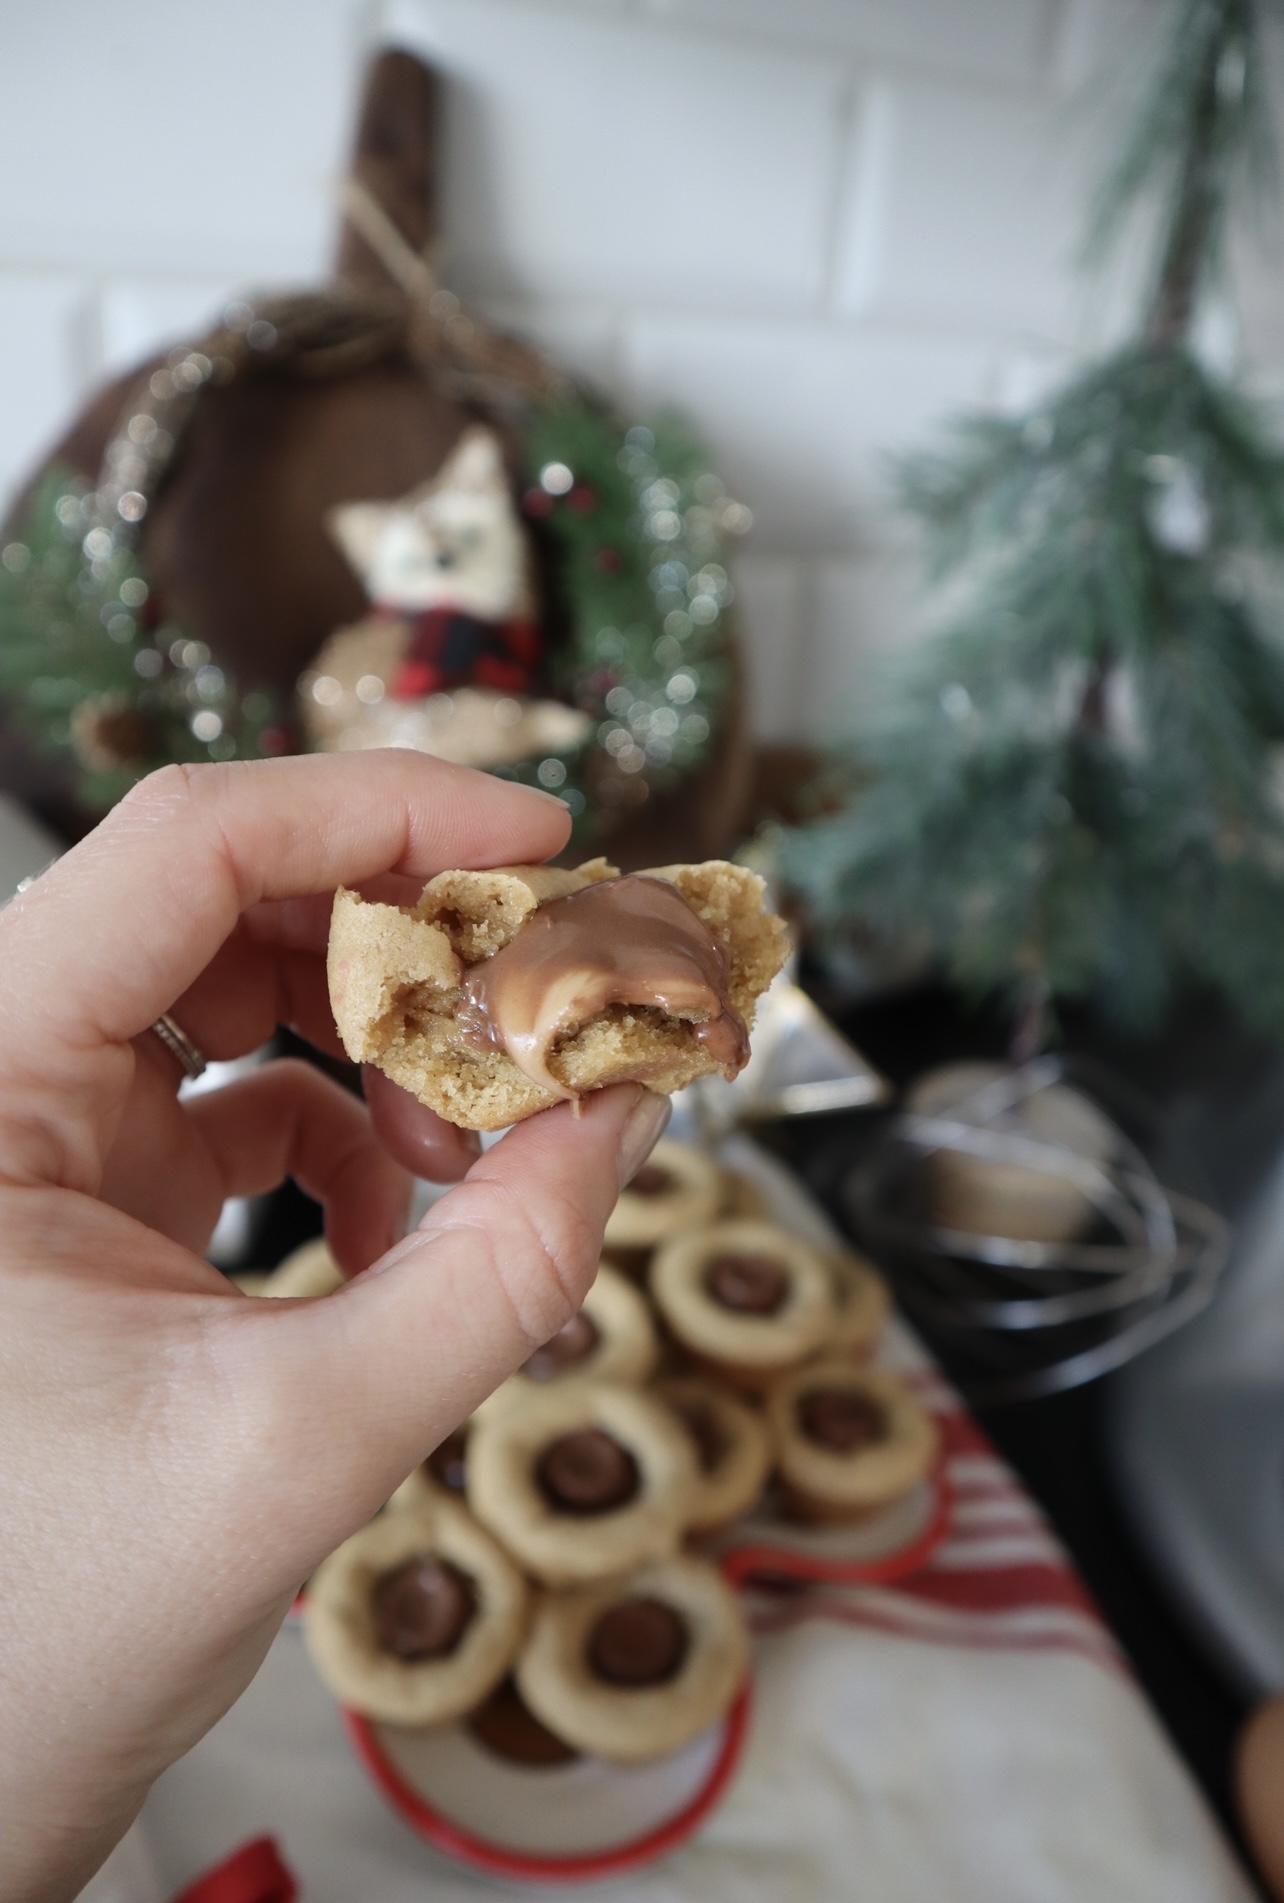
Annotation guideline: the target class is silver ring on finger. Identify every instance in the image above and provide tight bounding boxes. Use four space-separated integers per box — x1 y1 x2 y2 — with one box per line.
149 1012 207 1082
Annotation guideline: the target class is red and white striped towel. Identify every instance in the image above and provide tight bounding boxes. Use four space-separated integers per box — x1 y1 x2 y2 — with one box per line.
745 1376 1123 1682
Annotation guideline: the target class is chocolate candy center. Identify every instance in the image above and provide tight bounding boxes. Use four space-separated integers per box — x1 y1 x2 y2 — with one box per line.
677 1399 726 1475
797 1387 887 1454
469 1675 579 1766
521 1310 601 1382
536 1428 640 1514
427 1429 468 1494
705 1252 789 1315
629 1163 675 1198
588 1597 689 1687
372 1557 476 1661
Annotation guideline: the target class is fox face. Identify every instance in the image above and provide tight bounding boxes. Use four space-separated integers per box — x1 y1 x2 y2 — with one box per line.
328 425 532 621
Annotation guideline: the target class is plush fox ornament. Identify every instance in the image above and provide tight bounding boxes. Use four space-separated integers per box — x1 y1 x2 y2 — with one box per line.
302 426 587 768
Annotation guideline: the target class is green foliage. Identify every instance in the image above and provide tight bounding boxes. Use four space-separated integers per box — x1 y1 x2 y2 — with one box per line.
0 403 734 841
1089 0 1278 342
783 0 1284 1041
0 469 277 810
500 401 734 831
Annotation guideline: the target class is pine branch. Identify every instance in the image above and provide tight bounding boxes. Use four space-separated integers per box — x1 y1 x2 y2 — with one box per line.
1088 0 1279 344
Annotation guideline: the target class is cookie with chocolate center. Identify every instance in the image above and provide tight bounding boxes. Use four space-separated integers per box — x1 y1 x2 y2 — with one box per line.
516 1555 749 1762
656 1376 772 1534
766 1360 939 1524
603 1139 723 1254
478 1264 658 1420
372 1558 476 1661
466 1380 696 1586
649 1219 835 1389
304 1498 528 1726
524 1312 602 1382
328 859 789 1131
388 1419 476 1515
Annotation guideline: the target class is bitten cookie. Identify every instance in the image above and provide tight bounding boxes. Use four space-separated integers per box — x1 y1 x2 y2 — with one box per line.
328 859 789 1131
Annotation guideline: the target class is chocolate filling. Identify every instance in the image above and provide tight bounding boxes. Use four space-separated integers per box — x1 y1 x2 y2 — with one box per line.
427 1429 468 1494
468 1675 578 1766
372 1557 477 1661
797 1387 888 1454
457 875 749 1096
628 1163 675 1198
588 1598 689 1687
676 1399 726 1475
536 1428 640 1514
521 1310 601 1382
705 1252 789 1315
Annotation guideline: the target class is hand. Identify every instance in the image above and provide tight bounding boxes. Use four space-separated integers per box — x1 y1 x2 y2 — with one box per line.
0 754 670 1903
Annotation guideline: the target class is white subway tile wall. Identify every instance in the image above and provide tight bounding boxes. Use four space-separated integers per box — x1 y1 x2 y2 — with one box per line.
0 0 1278 745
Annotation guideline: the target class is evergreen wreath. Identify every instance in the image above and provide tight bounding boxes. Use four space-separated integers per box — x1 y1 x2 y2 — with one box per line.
0 290 742 841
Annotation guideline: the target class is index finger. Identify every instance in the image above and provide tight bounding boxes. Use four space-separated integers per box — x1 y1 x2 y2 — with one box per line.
0 753 569 1188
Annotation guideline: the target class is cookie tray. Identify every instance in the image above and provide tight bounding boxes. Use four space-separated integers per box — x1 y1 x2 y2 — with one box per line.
339 1132 952 1881
344 1683 753 1885
339 1440 950 1883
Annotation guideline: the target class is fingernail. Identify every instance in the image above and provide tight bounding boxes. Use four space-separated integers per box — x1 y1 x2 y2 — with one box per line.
616 1090 671 1189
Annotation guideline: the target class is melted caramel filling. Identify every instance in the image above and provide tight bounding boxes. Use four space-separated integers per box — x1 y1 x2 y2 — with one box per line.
458 875 748 1097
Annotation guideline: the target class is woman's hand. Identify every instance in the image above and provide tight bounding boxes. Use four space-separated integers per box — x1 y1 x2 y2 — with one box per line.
0 753 669 1903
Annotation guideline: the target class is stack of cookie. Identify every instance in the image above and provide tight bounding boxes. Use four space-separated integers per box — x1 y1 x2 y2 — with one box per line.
296 1141 939 1766
610 1140 938 1530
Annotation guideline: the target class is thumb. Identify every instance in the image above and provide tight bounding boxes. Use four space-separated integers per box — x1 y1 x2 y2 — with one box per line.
232 1083 671 1567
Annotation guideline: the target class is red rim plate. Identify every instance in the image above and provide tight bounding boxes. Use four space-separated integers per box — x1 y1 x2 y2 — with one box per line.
720 1459 952 1592
344 1681 752 1885
338 1425 949 1881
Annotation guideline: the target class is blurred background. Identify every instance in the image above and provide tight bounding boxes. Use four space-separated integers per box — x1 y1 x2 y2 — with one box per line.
1 0 1256 751
9 2 1284 1890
